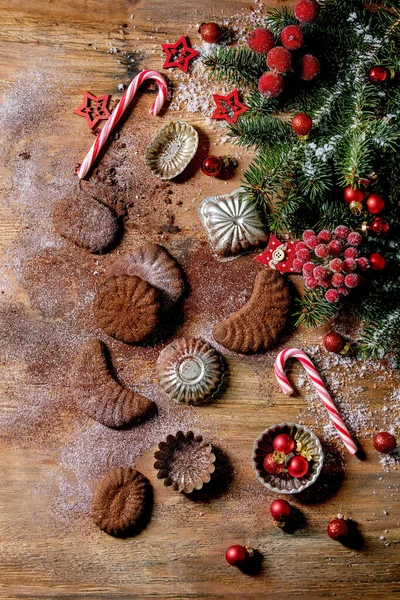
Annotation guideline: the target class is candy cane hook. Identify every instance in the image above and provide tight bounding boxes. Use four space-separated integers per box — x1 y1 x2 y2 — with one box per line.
275 348 358 455
77 70 168 179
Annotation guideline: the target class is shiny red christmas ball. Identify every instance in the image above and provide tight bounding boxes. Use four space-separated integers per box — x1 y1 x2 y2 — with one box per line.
373 431 397 453
294 0 320 23
368 65 389 84
263 452 284 475
370 217 389 235
266 46 292 73
327 518 349 541
258 71 284 99
369 253 386 271
270 499 292 522
365 193 385 214
201 155 222 177
323 331 345 354
299 54 320 80
292 112 313 136
273 433 295 454
343 186 364 204
225 544 248 566
199 22 222 44
287 455 309 478
248 28 275 54
281 25 304 50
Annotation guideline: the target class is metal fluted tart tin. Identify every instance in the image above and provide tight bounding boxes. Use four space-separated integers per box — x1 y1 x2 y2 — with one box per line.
156 337 224 405
145 120 199 179
252 423 324 494
154 430 216 493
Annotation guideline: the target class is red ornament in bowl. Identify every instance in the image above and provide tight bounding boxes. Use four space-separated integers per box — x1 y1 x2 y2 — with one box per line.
287 455 309 478
273 433 295 454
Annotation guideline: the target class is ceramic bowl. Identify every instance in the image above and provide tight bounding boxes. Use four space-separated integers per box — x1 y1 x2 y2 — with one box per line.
145 120 199 179
252 422 324 494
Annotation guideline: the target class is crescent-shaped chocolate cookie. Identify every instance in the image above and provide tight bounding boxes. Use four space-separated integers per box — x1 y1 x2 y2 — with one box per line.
72 339 155 428
212 269 290 354
92 467 152 536
93 275 161 344
107 243 185 310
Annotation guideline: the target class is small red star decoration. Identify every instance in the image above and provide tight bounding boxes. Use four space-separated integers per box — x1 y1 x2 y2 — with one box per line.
161 36 199 73
73 91 111 130
212 89 249 125
254 233 299 274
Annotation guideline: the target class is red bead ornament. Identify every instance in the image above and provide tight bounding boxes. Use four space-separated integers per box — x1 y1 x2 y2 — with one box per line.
248 28 275 54
299 54 321 81
323 331 345 354
263 452 285 475
199 22 222 44
292 112 313 136
258 71 284 99
369 253 386 271
287 455 309 478
281 25 304 50
270 499 292 522
201 155 222 177
366 193 385 214
373 431 397 453
327 518 349 541
225 545 252 566
273 433 295 454
294 0 320 23
368 66 390 84
370 217 389 235
266 46 292 73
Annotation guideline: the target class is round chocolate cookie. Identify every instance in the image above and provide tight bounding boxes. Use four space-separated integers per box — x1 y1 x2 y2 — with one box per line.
93 275 161 343
92 467 152 536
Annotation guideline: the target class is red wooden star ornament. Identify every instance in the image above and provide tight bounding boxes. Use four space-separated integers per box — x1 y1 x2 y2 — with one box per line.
254 233 300 274
73 91 111 130
161 36 199 73
212 89 249 125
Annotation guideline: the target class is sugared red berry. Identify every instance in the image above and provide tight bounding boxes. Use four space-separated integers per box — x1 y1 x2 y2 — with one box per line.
313 265 329 281
331 273 345 287
305 276 318 290
328 240 342 256
325 289 340 303
248 28 275 54
258 71 284 99
293 258 305 271
320 277 332 289
281 25 304 50
296 241 308 252
335 225 350 239
344 247 359 259
267 46 292 73
329 258 344 272
300 54 320 81
303 262 315 277
306 235 319 249
343 258 357 272
302 229 315 241
357 257 370 271
344 273 360 288
318 230 332 243
315 243 329 258
297 248 311 262
338 286 349 296
348 232 362 246
294 0 320 23
292 112 313 136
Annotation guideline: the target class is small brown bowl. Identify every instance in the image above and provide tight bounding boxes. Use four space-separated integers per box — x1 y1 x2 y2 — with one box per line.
252 423 324 494
154 431 216 493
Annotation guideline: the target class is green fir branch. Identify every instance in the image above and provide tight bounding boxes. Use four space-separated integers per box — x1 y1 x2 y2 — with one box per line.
294 290 339 329
203 47 266 86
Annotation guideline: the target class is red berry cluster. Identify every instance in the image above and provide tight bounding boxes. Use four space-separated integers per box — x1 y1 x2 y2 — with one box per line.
296 227 370 303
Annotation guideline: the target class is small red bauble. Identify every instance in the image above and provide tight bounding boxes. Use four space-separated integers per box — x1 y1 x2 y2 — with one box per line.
343 186 364 204
270 499 292 522
365 193 385 214
281 25 304 50
294 0 320 23
263 453 284 475
199 22 222 44
373 431 397 453
273 433 295 454
292 112 313 136
327 518 349 541
323 331 345 354
248 28 275 54
368 66 389 84
266 46 292 73
369 253 386 271
287 455 309 478
258 71 284 99
370 217 389 235
300 54 321 81
225 544 248 566
201 155 222 177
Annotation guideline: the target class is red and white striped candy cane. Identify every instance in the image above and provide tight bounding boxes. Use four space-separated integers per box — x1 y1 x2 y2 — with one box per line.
275 348 357 455
77 70 168 179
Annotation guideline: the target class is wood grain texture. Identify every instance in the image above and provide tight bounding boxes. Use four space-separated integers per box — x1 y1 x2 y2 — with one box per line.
0 1 399 599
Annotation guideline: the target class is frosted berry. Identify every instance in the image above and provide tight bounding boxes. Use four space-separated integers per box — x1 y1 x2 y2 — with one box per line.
302 229 315 242
297 248 311 262
303 262 315 277
281 25 304 50
291 112 313 136
325 289 340 303
293 258 305 271
318 230 332 243
344 273 360 288
248 28 275 54
305 276 318 290
347 231 362 246
313 265 329 281
331 273 345 287
267 46 292 73
373 432 396 454
329 258 344 272
199 22 222 44
335 225 350 239
328 240 342 256
343 258 357 272
315 243 329 258
320 277 332 289
294 0 320 23
338 286 349 296
300 54 320 81
344 247 358 259
357 257 370 271
296 241 308 251
306 235 319 249
258 71 284 99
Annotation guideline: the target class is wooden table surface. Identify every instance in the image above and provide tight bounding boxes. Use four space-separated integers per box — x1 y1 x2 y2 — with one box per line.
0 1 399 598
